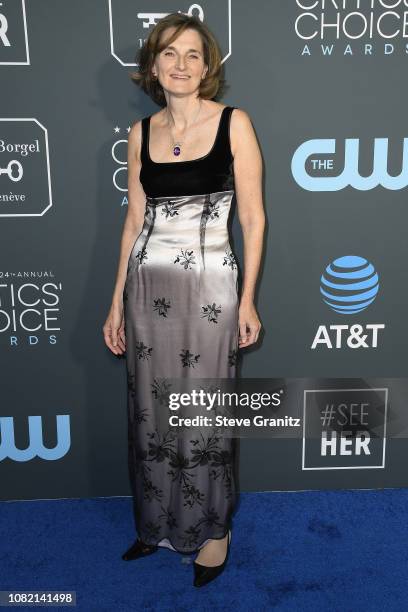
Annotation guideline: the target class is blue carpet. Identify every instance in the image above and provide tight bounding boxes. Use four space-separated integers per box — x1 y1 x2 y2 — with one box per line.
1 489 408 611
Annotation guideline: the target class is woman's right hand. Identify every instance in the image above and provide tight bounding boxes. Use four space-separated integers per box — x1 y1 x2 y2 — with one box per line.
103 301 126 355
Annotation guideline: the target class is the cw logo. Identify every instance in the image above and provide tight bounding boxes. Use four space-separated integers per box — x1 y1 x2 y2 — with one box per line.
0 415 71 461
292 138 408 191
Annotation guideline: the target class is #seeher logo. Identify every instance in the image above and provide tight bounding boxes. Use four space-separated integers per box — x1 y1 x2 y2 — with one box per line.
320 255 379 315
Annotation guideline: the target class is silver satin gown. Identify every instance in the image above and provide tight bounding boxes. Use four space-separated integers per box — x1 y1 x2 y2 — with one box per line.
123 105 240 553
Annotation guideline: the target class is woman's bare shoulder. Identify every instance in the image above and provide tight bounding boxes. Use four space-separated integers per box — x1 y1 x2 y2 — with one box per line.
128 119 143 161
230 107 257 158
230 106 252 126
129 118 143 138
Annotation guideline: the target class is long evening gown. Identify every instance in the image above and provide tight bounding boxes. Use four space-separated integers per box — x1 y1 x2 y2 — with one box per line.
123 105 240 554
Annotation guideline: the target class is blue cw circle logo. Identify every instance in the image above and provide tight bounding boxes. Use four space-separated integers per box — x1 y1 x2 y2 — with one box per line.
320 255 379 314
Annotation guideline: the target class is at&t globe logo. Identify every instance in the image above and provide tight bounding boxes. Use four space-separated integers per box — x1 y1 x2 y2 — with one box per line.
311 255 384 349
320 255 379 314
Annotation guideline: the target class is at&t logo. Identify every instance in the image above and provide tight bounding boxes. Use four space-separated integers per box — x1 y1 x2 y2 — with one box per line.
311 255 385 349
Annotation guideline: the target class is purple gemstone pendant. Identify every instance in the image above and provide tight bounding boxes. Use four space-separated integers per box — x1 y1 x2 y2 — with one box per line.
173 145 181 156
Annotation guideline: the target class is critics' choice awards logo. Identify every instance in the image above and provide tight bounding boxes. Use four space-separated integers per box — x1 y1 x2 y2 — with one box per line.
302 388 388 470
295 0 408 56
112 125 131 206
0 119 53 216
0 415 71 462
311 255 384 349
292 137 408 191
0 0 30 65
0 273 62 346
108 1 231 66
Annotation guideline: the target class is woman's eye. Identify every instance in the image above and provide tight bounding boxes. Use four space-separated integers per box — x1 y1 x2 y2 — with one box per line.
164 52 199 59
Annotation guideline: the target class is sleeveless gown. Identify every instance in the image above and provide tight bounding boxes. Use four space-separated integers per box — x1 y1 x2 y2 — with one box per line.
123 105 240 554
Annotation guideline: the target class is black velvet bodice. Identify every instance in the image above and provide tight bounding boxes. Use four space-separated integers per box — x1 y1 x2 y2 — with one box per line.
139 105 236 198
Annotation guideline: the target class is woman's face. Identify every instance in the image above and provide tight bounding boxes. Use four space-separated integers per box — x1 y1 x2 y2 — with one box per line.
152 27 207 97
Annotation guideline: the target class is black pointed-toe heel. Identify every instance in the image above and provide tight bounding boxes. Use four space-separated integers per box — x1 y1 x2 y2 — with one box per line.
121 538 158 561
193 530 231 587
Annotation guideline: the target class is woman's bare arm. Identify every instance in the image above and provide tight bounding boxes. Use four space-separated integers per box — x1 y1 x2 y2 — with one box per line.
103 120 147 355
230 108 265 348
111 120 147 307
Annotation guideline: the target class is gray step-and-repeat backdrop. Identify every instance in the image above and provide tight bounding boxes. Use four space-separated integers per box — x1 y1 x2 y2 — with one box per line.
1 0 408 501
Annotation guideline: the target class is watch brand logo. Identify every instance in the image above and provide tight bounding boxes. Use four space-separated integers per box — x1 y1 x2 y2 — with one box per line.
0 119 53 217
108 1 232 66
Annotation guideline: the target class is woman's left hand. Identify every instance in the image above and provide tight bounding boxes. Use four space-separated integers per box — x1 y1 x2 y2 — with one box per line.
238 300 261 348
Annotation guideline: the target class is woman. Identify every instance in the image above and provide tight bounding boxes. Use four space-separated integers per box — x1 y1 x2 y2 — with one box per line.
103 12 264 587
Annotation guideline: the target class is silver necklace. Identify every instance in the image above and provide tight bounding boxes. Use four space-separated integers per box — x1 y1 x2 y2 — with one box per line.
166 100 202 157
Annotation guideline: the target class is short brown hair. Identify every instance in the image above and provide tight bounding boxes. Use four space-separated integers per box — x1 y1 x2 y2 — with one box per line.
129 12 226 106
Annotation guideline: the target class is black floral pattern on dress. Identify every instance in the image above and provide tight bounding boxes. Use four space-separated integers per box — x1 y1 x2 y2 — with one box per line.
158 505 179 529
200 507 224 528
143 481 164 504
174 248 196 270
179 349 200 368
128 351 237 551
127 372 149 422
166 431 234 493
136 247 148 264
201 302 222 323
135 341 153 361
148 430 175 462
133 427 235 549
210 449 234 488
153 297 171 317
223 249 237 270
228 348 238 366
168 452 191 483
144 520 162 539
182 483 205 508
151 377 172 406
203 197 220 221
127 371 136 395
182 525 202 548
162 200 179 219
